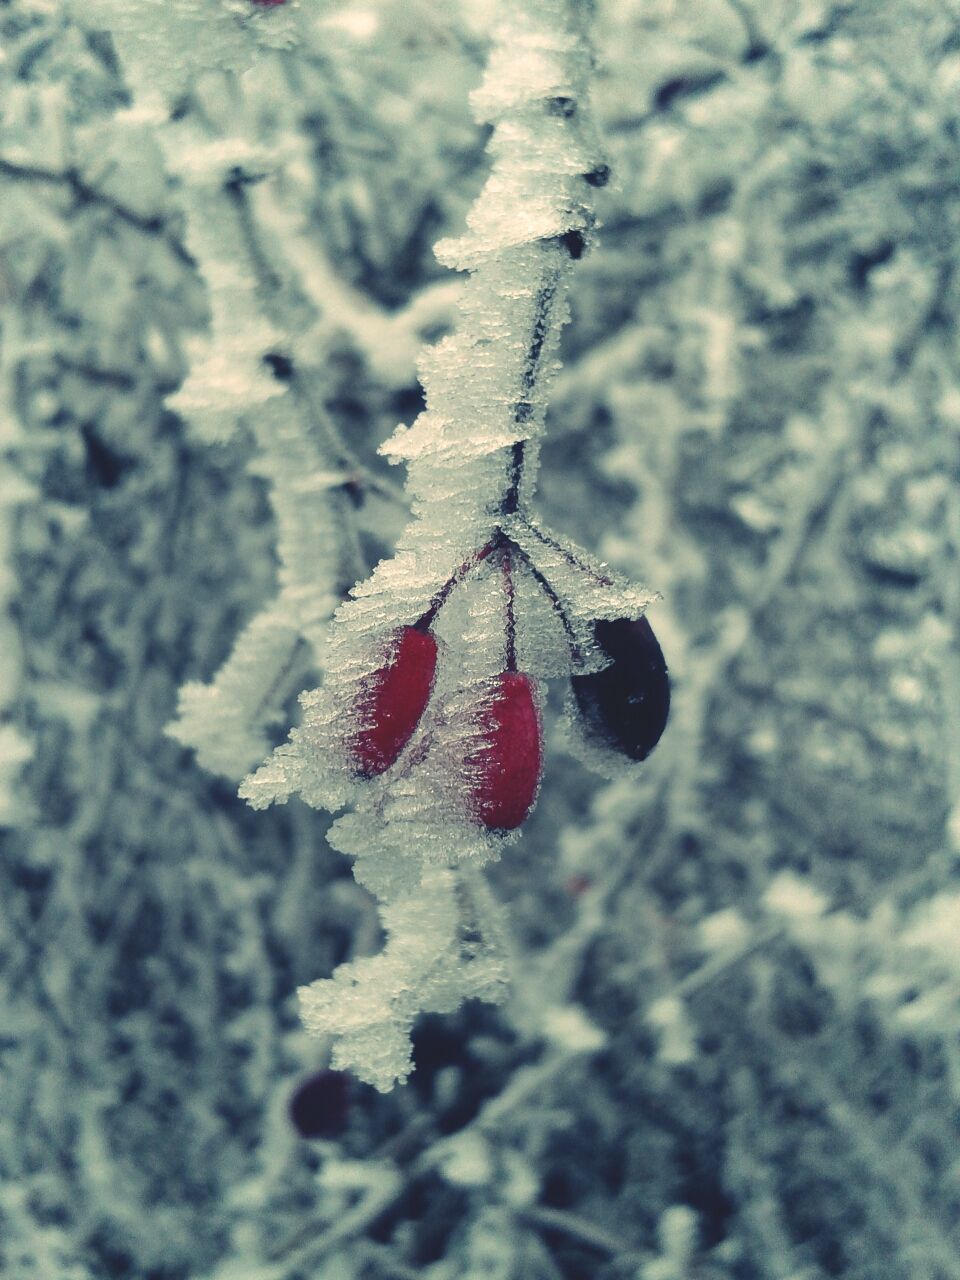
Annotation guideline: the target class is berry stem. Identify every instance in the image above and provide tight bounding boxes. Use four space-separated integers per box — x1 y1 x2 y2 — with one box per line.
248 635 313 725
502 546 517 672
415 540 497 631
516 514 614 587
506 538 584 666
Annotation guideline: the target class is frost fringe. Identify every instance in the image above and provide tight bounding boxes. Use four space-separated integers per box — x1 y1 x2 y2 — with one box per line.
241 0 652 1089
88 0 641 1091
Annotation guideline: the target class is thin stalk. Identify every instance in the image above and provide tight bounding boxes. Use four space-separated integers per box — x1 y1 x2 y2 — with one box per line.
227 174 407 513
0 157 194 264
502 546 517 671
415 539 497 631
507 538 585 665
516 514 613 586
501 256 561 516
247 635 313 728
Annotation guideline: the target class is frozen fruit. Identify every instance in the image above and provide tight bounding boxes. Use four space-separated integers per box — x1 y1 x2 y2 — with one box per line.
466 672 543 831
289 1070 350 1139
349 626 438 777
572 616 669 761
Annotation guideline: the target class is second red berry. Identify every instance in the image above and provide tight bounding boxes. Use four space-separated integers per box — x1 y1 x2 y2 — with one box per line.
465 672 543 832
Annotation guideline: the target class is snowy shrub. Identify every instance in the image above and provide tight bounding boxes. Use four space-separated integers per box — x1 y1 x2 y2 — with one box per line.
3 0 960 1277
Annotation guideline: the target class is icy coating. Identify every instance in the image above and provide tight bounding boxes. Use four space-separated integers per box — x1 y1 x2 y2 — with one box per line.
5 0 959 1272
68 0 304 101
238 0 657 1088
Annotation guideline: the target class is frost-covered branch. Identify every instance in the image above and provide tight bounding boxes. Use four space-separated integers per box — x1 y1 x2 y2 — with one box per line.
7 0 960 1276
0 317 37 828
240 0 666 1090
0 155 192 259
64 2 429 782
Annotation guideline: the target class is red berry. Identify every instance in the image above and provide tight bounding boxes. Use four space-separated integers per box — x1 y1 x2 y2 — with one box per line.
565 873 593 897
289 1070 350 1139
349 626 438 778
571 617 669 761
466 672 543 831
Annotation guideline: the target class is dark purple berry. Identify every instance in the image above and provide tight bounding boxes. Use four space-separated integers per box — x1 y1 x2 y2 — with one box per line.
289 1069 351 1139
571 617 669 761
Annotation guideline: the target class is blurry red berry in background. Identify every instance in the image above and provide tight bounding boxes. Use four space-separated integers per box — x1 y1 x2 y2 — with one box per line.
571 616 669 761
466 672 543 831
289 1069 350 1139
565 873 593 897
348 626 438 778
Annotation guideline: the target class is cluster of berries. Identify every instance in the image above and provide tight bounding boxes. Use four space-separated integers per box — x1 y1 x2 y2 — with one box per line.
343 530 669 833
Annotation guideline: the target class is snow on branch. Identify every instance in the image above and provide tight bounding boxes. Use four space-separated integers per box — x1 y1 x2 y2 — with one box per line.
241 0 666 1090
0 314 38 828
61 2 398 781
68 0 305 104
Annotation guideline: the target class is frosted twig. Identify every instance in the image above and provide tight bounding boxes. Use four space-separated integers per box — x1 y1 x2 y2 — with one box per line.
166 95 392 774
416 540 497 629
0 156 193 263
936 485 960 850
253 177 463 390
225 175 405 509
517 515 613 585
266 1167 402 1269
282 356 407 511
519 1206 636 1258
679 926 784 998
236 0 648 1092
